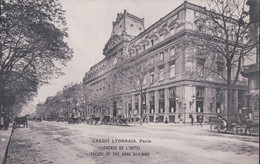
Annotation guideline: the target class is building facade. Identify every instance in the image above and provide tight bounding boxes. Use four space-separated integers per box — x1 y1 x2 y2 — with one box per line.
241 0 259 122
83 2 249 123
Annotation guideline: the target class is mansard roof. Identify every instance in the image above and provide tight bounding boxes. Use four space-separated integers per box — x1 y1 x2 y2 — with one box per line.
103 34 122 53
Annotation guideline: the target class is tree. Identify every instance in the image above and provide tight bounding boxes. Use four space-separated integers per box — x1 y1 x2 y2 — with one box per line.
184 0 258 119
0 0 73 125
117 56 168 125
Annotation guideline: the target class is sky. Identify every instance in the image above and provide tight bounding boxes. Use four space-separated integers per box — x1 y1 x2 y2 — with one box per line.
32 0 207 105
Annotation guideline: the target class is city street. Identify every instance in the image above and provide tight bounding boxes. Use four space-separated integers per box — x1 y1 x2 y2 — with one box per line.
6 121 259 164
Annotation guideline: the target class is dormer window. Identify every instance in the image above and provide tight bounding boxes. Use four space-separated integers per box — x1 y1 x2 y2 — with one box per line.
170 27 175 35
151 39 154 46
160 34 164 41
198 25 204 32
143 44 146 50
160 52 164 61
150 71 154 82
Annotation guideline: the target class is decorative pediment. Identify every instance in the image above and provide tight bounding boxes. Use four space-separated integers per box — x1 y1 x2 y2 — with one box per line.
104 34 122 53
158 27 169 35
168 20 178 28
128 48 135 53
133 44 142 49
148 33 159 40
140 39 150 46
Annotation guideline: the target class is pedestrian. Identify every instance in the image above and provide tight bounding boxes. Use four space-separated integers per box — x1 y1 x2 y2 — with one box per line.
191 116 194 126
3 115 9 130
165 117 168 124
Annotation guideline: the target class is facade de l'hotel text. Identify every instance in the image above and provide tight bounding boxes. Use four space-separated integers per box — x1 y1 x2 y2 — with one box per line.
82 1 257 123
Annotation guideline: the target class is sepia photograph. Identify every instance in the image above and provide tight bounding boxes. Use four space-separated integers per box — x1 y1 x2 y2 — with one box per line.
0 0 259 163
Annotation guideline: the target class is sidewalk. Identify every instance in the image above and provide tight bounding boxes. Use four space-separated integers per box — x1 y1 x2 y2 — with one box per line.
0 125 13 164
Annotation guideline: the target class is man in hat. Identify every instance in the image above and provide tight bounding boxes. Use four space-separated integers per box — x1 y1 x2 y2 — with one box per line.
3 114 10 130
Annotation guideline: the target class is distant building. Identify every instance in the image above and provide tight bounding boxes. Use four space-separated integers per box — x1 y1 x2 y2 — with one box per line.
241 0 259 122
83 2 249 123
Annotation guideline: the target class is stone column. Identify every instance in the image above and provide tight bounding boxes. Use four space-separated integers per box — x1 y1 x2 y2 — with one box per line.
131 94 135 116
154 90 159 114
164 88 170 122
146 92 150 115
138 94 142 117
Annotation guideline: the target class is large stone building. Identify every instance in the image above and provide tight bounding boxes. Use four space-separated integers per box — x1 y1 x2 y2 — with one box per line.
83 1 249 123
241 0 259 122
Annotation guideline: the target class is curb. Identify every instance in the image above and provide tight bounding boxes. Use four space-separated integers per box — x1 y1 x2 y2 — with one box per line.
2 127 14 164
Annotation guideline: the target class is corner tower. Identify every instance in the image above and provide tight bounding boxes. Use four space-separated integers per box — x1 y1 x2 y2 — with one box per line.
103 10 145 57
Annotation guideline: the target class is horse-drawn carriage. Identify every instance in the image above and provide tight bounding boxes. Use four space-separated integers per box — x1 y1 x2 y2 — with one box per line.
57 114 66 122
35 116 42 122
116 117 130 125
14 116 28 128
209 114 258 135
87 115 101 125
68 112 82 124
101 116 112 125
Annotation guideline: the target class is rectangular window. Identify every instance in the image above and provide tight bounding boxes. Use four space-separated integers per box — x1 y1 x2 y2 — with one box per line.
196 87 204 98
169 87 176 98
198 25 204 32
159 68 164 80
150 71 154 82
159 90 165 99
159 101 165 113
159 90 165 113
150 92 155 101
128 103 132 114
169 87 176 113
151 39 154 46
216 102 221 113
196 87 204 113
128 96 132 114
197 58 205 75
196 101 204 113
169 99 176 113
170 47 176 56
136 48 139 54
135 95 139 112
217 62 224 76
160 52 164 61
150 101 155 113
143 44 146 50
150 92 155 113
142 93 146 114
170 63 175 77
216 88 221 100
238 90 244 109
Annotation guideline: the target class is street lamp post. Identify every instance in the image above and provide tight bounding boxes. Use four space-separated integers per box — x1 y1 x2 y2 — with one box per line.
184 103 187 123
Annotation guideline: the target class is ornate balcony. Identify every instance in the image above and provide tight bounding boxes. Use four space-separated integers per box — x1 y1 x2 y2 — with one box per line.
241 63 259 78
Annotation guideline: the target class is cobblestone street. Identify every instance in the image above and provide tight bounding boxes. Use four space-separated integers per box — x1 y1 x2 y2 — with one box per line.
6 121 259 164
